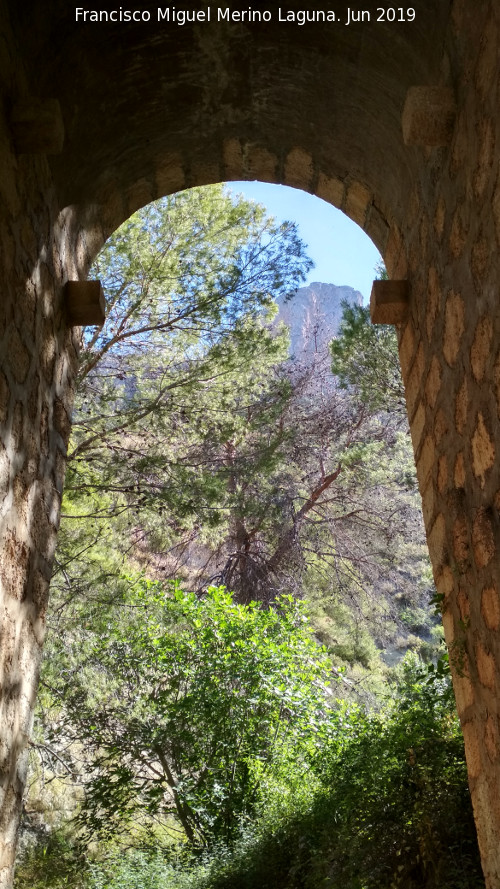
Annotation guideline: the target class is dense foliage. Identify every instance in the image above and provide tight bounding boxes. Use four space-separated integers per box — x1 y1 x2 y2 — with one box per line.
56 186 434 662
59 587 333 851
17 660 482 889
197 660 482 889
330 302 406 416
69 183 309 537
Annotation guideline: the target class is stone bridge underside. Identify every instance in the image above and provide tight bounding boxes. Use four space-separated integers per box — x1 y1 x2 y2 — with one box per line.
1 0 500 885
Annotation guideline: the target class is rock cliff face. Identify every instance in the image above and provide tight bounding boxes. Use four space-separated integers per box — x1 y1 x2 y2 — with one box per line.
276 282 362 359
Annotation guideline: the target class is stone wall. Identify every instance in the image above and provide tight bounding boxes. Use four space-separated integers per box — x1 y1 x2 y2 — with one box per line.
393 4 500 884
1 1 500 887
0 5 80 883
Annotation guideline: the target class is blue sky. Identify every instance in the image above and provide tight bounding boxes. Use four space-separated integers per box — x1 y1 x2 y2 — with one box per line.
228 181 381 304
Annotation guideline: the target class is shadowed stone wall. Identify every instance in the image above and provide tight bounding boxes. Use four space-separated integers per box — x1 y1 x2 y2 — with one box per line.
0 7 79 882
1 1 500 886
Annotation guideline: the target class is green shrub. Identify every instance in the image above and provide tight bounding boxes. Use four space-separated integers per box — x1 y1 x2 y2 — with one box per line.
88 850 207 889
14 826 88 889
201 657 483 889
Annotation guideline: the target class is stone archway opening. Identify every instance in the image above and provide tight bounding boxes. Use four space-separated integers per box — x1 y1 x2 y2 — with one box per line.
24 179 454 880
64 175 389 594
48 92 500 881
69 173 415 615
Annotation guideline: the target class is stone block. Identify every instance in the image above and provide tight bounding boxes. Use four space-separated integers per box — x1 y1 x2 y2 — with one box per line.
126 177 154 216
344 180 371 227
405 342 425 420
481 586 500 632
474 118 495 200
316 172 344 208
416 431 435 488
449 204 468 259
441 609 455 646
434 195 446 240
435 564 455 600
402 86 456 147
398 321 416 380
53 397 71 445
454 452 466 489
9 328 30 385
453 515 470 565
476 641 496 690
223 138 243 180
155 152 185 196
455 377 469 435
484 715 499 764
64 281 105 327
364 204 389 254
472 508 495 570
471 412 495 487
425 356 442 409
284 147 313 190
433 408 448 445
384 227 407 278
421 475 437 528
454 672 476 721
409 401 426 454
437 454 448 495
426 267 441 341
426 512 446 568
370 279 409 324
461 721 482 779
247 146 278 182
443 290 465 366
11 98 64 154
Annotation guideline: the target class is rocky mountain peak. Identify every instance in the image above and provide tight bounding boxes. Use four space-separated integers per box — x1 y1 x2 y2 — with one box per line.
276 282 363 359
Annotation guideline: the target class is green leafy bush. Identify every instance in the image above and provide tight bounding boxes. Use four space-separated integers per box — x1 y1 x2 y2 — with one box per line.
17 633 483 889
88 849 205 889
201 658 483 889
14 826 88 889
59 587 334 853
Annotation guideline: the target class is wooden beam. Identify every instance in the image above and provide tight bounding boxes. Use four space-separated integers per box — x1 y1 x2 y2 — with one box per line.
370 280 409 325
64 281 105 327
402 86 456 147
11 99 64 154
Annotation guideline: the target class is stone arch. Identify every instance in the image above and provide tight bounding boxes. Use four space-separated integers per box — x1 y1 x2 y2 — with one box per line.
59 140 391 286
2 2 500 888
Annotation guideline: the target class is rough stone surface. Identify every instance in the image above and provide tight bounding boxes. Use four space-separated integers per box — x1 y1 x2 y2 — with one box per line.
471 414 496 487
402 86 457 147
482 586 500 631
1 3 500 888
10 99 64 156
